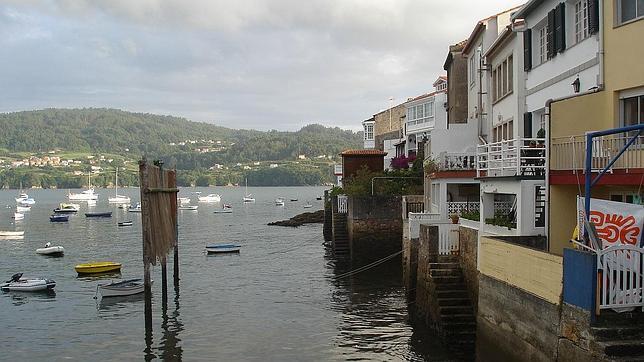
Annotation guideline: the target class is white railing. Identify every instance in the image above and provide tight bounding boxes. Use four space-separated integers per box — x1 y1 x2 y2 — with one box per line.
447 201 480 214
438 152 477 171
337 195 348 214
439 223 460 255
477 137 546 177
598 244 644 311
408 212 441 238
551 134 643 171
494 201 514 214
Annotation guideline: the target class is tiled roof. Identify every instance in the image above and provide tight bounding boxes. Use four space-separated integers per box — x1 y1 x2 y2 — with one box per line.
340 149 388 156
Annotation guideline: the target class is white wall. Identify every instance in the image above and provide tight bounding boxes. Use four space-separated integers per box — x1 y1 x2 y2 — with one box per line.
431 122 478 155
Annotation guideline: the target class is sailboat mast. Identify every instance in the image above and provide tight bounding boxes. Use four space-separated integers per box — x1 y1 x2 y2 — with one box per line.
115 167 118 196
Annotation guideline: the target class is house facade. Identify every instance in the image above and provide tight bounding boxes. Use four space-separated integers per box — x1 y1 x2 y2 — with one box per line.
404 77 448 158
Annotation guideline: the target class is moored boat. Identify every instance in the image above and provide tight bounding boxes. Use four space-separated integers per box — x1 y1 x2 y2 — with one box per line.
108 167 131 204
198 194 221 203
275 198 285 206
75 261 122 275
178 205 198 210
36 242 64 257
50 214 69 222
214 204 233 214
85 211 113 218
205 243 241 254
118 221 133 227
68 172 99 201
303 202 313 209
53 203 80 213
128 203 142 213
98 278 147 297
1 273 56 292
178 197 191 205
0 230 25 237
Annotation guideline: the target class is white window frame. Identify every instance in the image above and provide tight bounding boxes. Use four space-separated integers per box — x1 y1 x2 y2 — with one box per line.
469 55 476 86
535 22 548 65
364 123 374 141
617 0 644 25
574 0 589 43
406 99 435 126
492 54 513 102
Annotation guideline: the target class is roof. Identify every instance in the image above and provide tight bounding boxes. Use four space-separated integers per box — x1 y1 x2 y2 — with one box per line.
443 40 468 70
462 4 524 54
433 76 448 87
512 0 543 20
406 90 443 103
484 25 514 58
340 149 388 156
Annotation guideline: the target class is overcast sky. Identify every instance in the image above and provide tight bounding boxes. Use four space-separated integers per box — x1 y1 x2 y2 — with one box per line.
0 0 522 131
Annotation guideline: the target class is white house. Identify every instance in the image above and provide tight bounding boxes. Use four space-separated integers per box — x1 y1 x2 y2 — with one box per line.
404 77 448 158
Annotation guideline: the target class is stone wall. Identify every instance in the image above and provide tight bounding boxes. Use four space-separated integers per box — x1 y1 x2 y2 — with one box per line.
375 130 400 152
477 274 562 361
373 104 406 140
415 224 439 325
459 225 479 312
347 196 402 262
402 220 418 302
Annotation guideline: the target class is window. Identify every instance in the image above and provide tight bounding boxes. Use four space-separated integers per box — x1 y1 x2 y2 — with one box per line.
492 120 514 142
618 0 644 24
538 25 548 64
406 99 435 126
622 94 643 137
364 123 374 141
610 192 644 205
492 55 513 102
469 55 476 85
575 0 589 43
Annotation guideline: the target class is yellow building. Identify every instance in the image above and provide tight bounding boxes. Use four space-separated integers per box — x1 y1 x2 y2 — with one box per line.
549 0 644 255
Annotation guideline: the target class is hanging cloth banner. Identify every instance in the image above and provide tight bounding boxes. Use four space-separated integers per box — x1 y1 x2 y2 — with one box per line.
577 196 644 248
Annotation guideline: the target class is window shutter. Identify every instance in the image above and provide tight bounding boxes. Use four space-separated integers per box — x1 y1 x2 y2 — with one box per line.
547 9 556 58
588 0 599 34
523 112 533 138
555 2 566 53
523 28 532 71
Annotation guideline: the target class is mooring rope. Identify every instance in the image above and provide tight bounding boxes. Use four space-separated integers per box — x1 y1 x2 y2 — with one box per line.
333 250 403 280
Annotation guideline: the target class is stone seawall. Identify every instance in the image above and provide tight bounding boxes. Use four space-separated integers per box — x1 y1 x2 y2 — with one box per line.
459 225 479 312
347 196 402 262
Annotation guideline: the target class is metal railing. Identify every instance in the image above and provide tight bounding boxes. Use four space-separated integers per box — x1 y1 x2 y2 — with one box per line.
337 195 348 214
552 134 643 171
438 152 477 171
447 201 480 214
477 137 546 177
598 244 644 311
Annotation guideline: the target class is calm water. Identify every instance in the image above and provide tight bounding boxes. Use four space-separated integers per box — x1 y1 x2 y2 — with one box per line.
0 186 451 361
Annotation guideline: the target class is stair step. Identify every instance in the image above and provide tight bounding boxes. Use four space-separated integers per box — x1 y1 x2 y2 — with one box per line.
432 276 464 284
437 290 469 299
441 313 476 323
429 262 460 270
440 305 473 315
435 283 467 291
437 297 471 306
442 321 477 332
600 340 644 357
592 326 644 341
430 269 463 277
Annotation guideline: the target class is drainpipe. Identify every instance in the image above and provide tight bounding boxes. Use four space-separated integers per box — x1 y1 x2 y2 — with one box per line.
597 0 605 89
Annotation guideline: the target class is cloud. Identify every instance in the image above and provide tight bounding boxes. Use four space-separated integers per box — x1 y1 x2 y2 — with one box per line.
0 0 524 130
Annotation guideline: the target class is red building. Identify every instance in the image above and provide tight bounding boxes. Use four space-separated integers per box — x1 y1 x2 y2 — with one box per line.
340 149 387 181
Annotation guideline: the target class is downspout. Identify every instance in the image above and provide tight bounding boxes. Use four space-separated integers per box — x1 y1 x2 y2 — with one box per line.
597 0 605 89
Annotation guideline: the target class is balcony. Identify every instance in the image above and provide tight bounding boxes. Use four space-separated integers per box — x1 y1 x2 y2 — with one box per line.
476 138 546 178
406 118 435 134
437 152 477 171
551 133 643 172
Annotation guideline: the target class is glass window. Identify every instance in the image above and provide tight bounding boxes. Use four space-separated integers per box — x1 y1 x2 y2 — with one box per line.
575 0 589 43
620 0 638 23
640 0 644 16
502 60 508 95
623 96 640 127
508 55 513 93
425 102 433 117
539 25 548 64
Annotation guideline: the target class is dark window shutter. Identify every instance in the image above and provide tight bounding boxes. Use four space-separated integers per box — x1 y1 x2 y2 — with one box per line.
547 9 556 58
555 2 566 53
588 0 599 34
524 112 533 138
523 28 532 71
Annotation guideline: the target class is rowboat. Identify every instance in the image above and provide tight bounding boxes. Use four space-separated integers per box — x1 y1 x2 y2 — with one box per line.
178 205 198 210
50 214 69 222
98 279 147 297
118 221 133 227
75 261 122 275
0 231 25 237
303 203 313 209
85 212 113 218
36 243 64 257
1 273 56 292
205 243 241 254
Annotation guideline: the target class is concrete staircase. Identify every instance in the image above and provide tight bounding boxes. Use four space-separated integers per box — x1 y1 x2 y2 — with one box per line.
428 257 476 358
332 212 350 256
591 311 644 360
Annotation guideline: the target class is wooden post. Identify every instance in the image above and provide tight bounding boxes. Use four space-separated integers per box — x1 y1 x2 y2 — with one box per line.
139 159 153 332
171 171 179 287
156 160 168 306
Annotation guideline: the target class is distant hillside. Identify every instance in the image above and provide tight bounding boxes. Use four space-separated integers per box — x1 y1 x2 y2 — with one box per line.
0 108 362 167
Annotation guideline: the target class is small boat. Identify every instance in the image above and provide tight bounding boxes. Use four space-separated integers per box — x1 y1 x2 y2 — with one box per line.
108 167 131 204
13 212 24 220
85 212 113 218
214 204 233 214
75 261 122 275
290 198 298 202
98 278 146 297
243 178 255 202
118 203 130 209
1 273 56 292
303 202 313 209
198 194 221 203
128 203 142 213
205 243 241 254
178 205 198 210
36 242 64 257
275 198 285 206
0 231 24 237
15 192 36 205
316 196 322 201
68 172 99 201
118 221 133 227
16 205 30 212
50 214 69 222
178 197 191 205
53 203 80 213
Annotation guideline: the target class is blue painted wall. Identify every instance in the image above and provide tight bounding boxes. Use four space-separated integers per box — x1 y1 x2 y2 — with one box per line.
563 248 597 312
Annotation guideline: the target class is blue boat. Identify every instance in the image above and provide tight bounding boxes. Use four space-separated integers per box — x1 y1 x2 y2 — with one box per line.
50 214 69 222
205 243 241 254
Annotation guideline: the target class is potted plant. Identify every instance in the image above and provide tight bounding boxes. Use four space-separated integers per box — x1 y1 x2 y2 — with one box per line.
449 213 460 224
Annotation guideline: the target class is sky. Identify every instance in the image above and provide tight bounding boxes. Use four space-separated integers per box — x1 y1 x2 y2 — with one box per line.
0 0 523 131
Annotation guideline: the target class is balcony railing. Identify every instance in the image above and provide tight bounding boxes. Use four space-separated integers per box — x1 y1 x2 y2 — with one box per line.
438 152 477 171
551 134 643 171
477 138 546 177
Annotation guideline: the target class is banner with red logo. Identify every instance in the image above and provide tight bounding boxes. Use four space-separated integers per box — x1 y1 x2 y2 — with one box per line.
577 197 644 248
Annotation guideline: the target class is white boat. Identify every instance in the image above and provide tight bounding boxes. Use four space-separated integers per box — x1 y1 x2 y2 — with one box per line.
68 172 99 201
178 197 191 205
0 231 24 237
205 243 241 254
15 192 36 205
53 203 80 213
108 167 131 204
98 279 146 297
1 273 56 292
128 203 142 213
118 221 133 227
16 205 30 212
179 205 198 210
303 202 313 209
214 204 233 214
36 242 64 257
13 212 24 220
275 198 285 206
243 178 255 203
198 194 221 203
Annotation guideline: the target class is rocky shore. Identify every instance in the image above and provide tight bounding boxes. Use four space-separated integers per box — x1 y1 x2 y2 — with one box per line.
268 210 324 227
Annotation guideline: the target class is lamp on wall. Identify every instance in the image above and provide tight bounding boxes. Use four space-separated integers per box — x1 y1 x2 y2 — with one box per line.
572 76 580 93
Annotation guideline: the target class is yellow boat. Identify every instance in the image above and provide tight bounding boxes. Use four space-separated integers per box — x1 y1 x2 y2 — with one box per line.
75 261 122 275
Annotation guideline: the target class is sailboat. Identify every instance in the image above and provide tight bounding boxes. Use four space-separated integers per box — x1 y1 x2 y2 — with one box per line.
15 182 36 205
242 178 255 203
108 168 131 204
68 172 99 201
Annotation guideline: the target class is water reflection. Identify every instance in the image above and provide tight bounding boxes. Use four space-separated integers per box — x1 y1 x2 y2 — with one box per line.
2 290 56 306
